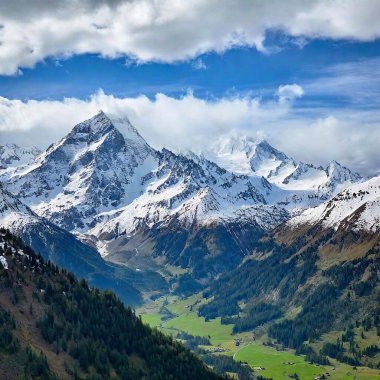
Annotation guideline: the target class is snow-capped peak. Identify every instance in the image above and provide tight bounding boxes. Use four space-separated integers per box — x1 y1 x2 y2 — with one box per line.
205 134 294 178
1 111 159 230
326 160 361 183
214 135 261 156
249 140 291 175
0 111 371 266
75 110 114 135
60 111 150 151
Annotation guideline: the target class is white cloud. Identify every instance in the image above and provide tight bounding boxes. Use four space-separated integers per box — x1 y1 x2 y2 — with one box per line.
0 0 379 75
192 58 207 70
1 87 380 176
276 84 304 104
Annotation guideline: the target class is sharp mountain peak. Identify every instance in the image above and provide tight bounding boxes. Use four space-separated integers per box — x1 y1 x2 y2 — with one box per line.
69 110 148 145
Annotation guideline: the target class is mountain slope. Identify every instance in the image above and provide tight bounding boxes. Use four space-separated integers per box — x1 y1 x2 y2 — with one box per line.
0 184 167 304
0 229 223 380
2 112 277 230
274 174 380 266
288 174 380 233
198 177 380 367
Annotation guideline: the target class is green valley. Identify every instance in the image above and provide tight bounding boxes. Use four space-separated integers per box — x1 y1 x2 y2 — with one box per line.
138 293 380 380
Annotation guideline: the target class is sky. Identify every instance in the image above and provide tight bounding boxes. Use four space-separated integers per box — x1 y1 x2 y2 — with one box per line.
0 0 380 175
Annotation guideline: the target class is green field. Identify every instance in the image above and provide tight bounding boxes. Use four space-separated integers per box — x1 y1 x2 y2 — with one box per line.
138 294 380 380
164 313 233 346
234 343 380 380
235 343 327 379
139 312 162 327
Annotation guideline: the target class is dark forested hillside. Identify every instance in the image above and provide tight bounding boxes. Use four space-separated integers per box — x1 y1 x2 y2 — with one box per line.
0 229 224 380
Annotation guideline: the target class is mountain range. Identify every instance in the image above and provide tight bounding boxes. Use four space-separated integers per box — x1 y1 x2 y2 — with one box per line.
0 111 375 290
0 110 379 374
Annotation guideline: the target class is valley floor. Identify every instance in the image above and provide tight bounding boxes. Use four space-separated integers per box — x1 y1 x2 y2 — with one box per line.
137 293 380 380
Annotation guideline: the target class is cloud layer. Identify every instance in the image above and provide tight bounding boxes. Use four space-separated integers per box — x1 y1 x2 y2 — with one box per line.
1 88 379 176
1 0 380 75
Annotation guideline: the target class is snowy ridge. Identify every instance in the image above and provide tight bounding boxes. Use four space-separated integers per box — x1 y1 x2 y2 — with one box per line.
0 255 7 270
0 184 73 260
288 175 380 232
0 183 65 244
0 144 40 173
85 145 285 246
0 183 36 220
206 134 362 206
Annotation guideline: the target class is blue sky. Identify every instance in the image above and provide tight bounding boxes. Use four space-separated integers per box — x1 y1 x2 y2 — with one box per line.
1 35 380 110
0 0 380 175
